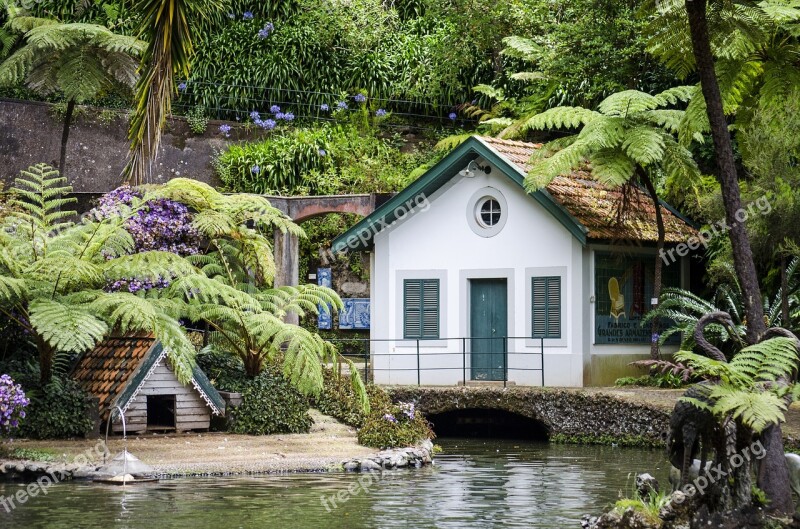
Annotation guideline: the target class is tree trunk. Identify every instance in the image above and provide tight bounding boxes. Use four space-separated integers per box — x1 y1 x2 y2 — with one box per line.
684 0 766 344
684 0 791 514
36 335 53 386
641 172 664 360
781 255 790 327
59 99 76 178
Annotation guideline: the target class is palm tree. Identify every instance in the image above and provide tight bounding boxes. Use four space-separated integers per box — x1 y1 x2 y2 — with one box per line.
0 15 144 178
518 87 701 359
125 0 223 185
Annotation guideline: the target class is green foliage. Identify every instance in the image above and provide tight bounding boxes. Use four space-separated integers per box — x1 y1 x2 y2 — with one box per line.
215 121 435 195
16 379 93 439
0 447 57 461
312 369 391 428
185 105 208 135
0 164 199 384
0 15 144 104
126 0 225 184
228 369 313 435
549 433 663 448
150 179 367 408
195 346 247 392
614 371 687 389
357 401 434 449
520 86 700 194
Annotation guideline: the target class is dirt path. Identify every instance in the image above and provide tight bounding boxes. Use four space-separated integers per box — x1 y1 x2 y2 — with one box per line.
3 410 376 475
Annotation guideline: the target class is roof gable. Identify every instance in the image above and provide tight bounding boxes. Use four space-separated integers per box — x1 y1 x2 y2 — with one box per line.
72 336 225 420
331 136 696 253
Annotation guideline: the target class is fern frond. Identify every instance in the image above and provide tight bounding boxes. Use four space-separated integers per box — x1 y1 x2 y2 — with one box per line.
29 299 108 354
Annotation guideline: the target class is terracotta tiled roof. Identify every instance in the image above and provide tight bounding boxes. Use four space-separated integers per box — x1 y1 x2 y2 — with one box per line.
478 136 697 243
72 336 157 421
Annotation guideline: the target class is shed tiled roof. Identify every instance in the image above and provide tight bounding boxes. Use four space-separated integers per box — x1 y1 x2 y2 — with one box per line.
478 136 697 243
72 336 157 421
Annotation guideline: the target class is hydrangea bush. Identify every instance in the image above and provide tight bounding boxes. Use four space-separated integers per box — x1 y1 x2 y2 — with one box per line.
0 374 29 435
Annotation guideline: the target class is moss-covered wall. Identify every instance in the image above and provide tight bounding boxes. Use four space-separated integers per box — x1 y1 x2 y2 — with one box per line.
387 386 670 447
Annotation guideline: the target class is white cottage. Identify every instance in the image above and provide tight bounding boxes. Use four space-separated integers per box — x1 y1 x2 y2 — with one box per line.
331 136 697 387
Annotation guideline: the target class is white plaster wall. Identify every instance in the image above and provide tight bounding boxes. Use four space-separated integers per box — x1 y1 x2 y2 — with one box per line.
370 159 584 387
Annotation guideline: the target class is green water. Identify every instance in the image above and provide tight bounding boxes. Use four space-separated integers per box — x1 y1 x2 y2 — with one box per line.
0 439 669 529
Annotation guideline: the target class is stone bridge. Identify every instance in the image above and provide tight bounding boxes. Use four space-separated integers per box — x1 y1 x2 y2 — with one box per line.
386 386 670 446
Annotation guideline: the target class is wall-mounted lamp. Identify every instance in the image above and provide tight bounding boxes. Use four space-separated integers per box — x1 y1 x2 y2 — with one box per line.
458 160 492 178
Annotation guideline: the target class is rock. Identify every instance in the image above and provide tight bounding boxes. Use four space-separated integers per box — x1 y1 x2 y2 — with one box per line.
359 460 381 472
343 461 359 472
635 473 659 499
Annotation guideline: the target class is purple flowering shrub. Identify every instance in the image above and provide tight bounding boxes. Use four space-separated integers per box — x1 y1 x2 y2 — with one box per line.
92 186 202 293
0 374 29 435
94 186 201 256
358 399 434 449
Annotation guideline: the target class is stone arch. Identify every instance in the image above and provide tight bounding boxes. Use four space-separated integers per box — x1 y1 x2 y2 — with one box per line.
265 193 392 323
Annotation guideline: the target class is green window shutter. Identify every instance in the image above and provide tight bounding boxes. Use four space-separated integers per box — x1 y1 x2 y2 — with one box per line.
532 276 561 339
404 279 439 339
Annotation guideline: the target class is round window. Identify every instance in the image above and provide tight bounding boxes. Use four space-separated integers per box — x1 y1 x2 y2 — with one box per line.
466 187 508 238
478 198 501 227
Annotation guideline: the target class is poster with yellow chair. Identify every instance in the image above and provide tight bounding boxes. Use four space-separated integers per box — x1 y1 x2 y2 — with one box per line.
608 277 626 322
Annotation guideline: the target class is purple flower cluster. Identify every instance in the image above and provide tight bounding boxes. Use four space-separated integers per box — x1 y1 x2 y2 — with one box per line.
336 101 348 110
320 104 329 112
398 402 415 420
243 11 254 20
354 94 367 103
258 22 274 39
251 165 261 174
382 413 398 423
178 82 187 92
376 108 387 117
449 112 457 121
108 276 172 294
94 186 201 258
318 149 327 157
0 374 29 434
219 124 232 137
250 105 294 128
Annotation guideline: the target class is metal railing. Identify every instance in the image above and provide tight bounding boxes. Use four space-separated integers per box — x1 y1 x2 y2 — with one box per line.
329 336 546 388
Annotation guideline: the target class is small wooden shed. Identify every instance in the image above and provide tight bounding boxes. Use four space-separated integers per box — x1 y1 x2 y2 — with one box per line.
73 336 225 434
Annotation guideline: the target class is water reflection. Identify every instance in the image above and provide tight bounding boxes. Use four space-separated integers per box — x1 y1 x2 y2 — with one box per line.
0 439 669 529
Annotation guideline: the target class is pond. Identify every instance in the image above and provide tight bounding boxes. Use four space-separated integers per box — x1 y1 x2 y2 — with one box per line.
0 439 670 529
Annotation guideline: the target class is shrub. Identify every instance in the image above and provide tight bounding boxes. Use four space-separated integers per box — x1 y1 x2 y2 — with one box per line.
357 400 434 449
214 121 434 195
16 379 93 439
313 369 390 428
0 374 29 435
229 370 313 435
196 346 248 392
186 105 209 134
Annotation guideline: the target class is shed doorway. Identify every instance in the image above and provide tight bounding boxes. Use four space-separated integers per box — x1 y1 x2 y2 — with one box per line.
147 395 176 429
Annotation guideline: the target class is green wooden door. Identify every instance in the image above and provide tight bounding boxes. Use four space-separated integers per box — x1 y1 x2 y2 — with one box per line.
470 279 508 381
